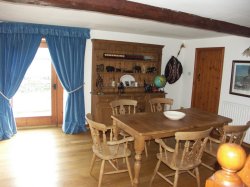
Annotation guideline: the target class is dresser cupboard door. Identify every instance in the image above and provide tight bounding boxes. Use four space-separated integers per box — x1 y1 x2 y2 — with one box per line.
92 95 114 126
133 95 146 112
96 102 113 126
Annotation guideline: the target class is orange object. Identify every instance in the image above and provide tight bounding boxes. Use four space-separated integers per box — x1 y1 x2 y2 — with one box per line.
205 143 247 187
217 143 246 172
238 155 250 186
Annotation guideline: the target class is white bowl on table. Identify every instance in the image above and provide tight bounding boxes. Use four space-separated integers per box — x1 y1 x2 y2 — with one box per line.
163 111 186 120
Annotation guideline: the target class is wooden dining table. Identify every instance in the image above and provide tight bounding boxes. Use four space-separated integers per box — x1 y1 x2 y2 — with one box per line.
111 108 232 187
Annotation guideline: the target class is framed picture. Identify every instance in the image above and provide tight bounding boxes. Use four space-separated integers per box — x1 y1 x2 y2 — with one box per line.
229 60 250 97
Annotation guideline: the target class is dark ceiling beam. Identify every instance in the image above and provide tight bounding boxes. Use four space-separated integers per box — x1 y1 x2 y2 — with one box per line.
4 0 250 38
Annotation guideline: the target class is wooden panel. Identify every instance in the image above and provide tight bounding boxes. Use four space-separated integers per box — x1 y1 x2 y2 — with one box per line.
16 116 53 127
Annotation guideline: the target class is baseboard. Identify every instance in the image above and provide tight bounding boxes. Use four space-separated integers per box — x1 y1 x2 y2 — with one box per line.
17 125 58 130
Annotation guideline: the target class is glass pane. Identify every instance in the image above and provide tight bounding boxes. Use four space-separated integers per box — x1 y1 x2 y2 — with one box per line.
13 48 52 117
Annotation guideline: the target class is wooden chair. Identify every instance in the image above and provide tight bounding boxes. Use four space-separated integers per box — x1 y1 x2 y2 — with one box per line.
109 99 137 139
148 97 174 146
110 99 137 115
203 122 250 170
150 128 213 187
110 99 148 157
149 97 173 112
86 113 134 187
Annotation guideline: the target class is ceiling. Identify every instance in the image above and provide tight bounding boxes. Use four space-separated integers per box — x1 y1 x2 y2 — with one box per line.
0 0 250 39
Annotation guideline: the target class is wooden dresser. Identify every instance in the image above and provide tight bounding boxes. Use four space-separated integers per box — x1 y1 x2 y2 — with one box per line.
91 39 165 125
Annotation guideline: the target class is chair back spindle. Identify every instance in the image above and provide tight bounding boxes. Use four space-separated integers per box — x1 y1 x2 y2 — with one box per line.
149 97 173 112
221 124 250 144
110 99 137 115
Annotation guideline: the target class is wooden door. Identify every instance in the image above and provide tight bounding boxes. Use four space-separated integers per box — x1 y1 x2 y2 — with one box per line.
191 47 225 114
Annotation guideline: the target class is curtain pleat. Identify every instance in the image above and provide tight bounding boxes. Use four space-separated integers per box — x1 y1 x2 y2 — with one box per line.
0 31 42 140
46 36 87 134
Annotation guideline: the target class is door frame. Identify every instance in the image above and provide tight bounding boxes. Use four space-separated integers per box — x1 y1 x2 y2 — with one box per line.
15 39 63 127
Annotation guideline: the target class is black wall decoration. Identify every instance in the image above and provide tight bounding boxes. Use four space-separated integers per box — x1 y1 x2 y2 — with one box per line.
164 56 183 84
164 44 184 84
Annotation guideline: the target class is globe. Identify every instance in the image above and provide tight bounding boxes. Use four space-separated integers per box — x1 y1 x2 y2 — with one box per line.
154 75 167 88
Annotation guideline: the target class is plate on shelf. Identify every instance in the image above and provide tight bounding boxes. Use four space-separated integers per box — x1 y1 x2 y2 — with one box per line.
120 74 135 87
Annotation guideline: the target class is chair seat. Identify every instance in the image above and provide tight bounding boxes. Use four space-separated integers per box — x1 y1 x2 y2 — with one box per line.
157 151 201 171
93 143 132 160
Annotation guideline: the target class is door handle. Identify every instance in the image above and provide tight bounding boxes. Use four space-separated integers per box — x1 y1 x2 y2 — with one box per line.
53 83 57 90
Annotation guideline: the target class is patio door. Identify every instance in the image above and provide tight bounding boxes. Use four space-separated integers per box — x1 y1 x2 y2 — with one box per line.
12 39 63 127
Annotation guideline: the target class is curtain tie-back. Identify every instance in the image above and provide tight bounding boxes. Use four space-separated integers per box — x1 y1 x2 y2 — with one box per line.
68 84 84 94
0 91 10 101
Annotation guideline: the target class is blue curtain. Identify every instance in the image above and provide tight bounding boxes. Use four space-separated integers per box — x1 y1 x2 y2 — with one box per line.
46 36 88 134
0 23 42 140
0 22 90 140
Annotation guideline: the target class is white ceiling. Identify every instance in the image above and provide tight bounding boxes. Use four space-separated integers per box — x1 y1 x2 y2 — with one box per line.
0 0 250 39
129 0 250 28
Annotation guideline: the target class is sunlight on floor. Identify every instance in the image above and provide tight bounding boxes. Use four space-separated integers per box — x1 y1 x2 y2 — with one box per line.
9 131 58 187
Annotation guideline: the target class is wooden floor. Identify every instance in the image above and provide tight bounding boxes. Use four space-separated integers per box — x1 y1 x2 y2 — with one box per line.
0 127 248 187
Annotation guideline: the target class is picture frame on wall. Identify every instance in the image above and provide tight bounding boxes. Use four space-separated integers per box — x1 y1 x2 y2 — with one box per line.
229 60 250 97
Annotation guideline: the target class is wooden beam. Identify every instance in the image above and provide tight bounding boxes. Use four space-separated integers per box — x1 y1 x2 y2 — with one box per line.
4 0 250 38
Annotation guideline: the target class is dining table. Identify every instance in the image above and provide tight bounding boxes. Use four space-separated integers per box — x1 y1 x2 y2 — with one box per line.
111 107 232 187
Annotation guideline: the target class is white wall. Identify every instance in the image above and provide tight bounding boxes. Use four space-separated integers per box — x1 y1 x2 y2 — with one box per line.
182 36 250 109
84 30 184 114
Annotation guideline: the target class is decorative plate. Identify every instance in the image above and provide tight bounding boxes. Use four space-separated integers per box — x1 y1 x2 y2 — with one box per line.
120 74 135 87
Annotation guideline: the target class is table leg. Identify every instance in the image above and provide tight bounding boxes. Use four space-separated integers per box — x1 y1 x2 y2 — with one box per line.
133 137 145 187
